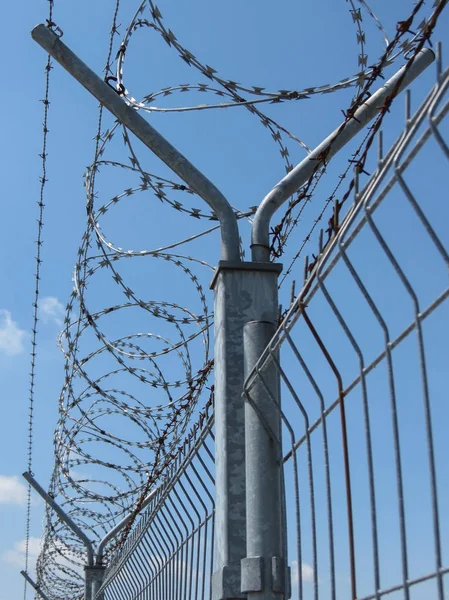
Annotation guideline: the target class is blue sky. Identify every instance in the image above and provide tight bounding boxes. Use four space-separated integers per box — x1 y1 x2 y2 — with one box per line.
0 1 448 599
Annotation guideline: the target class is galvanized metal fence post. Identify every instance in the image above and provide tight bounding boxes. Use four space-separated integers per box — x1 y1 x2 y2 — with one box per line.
85 566 106 600
211 262 282 600
241 321 287 600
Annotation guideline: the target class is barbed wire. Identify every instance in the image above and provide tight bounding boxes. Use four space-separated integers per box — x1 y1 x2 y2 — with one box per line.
36 1 124 596
23 1 56 598
32 1 447 598
278 0 447 293
271 0 438 257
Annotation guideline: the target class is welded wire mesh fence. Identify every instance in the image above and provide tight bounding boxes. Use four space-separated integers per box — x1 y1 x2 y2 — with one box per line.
96 408 215 600
244 63 449 600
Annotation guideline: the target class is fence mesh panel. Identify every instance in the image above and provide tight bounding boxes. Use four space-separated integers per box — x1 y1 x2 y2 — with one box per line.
244 64 449 600
96 411 215 600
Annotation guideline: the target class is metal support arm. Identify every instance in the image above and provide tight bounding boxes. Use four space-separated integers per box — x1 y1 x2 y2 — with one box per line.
21 571 51 600
31 23 240 262
23 472 94 566
251 48 435 261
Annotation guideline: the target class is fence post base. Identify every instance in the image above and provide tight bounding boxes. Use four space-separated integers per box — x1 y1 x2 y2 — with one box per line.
241 557 290 597
212 565 243 600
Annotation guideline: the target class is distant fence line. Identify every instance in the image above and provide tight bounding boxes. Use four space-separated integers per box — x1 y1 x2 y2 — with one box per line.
96 409 215 600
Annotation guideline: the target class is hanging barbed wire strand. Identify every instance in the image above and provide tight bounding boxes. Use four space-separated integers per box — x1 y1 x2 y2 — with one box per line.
23 1 55 598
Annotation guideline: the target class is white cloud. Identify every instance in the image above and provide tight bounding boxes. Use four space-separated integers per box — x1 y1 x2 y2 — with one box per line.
291 559 314 584
2 537 41 570
0 310 27 355
0 475 28 505
2 537 84 581
301 562 314 583
40 296 65 326
68 469 88 481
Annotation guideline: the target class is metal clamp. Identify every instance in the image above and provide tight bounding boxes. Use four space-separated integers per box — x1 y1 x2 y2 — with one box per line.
212 564 245 600
105 76 125 96
241 557 289 595
241 557 264 592
45 19 63 38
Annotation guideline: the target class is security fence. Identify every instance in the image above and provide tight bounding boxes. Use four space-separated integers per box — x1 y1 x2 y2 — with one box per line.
95 58 449 600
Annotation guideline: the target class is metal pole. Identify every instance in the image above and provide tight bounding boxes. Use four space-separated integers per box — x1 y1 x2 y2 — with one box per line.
211 261 281 600
84 566 106 600
251 48 435 261
31 24 240 262
92 573 105 600
21 570 51 600
241 321 285 600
